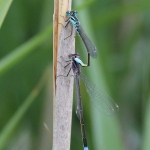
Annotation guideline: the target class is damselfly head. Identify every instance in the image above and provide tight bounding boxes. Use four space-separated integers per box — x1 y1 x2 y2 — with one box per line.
68 53 80 59
66 11 78 17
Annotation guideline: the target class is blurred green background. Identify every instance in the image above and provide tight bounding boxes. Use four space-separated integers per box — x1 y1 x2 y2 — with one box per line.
0 0 150 150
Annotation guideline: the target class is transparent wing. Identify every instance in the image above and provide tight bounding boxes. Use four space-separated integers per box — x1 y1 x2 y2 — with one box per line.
80 72 119 115
78 25 98 58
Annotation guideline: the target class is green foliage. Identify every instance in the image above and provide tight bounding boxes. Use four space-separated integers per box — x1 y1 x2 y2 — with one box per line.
0 67 50 149
0 0 150 150
0 0 13 28
0 25 52 76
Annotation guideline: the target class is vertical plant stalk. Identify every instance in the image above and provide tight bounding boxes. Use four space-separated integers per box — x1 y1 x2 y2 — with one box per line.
53 0 75 150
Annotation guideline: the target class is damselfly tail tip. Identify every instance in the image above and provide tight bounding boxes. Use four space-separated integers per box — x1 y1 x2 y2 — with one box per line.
84 147 89 150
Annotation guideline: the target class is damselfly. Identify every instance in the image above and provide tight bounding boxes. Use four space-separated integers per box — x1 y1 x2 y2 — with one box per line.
62 11 97 59
59 53 119 150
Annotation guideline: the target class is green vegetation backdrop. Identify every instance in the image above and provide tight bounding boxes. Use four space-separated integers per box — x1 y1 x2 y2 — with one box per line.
0 0 150 150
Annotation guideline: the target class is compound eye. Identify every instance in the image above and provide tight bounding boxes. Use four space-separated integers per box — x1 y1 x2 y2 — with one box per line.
66 11 71 16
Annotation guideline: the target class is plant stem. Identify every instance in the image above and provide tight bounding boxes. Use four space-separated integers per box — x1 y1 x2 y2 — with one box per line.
53 0 75 149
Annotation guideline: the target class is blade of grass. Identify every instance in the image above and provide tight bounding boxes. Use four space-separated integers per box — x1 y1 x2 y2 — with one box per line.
0 66 50 150
141 43 150 150
0 24 52 76
0 0 13 28
142 92 150 150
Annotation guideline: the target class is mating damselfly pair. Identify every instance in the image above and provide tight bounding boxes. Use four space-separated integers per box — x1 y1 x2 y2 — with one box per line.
59 11 119 150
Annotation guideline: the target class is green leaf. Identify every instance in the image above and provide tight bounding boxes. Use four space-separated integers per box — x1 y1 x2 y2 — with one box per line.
0 0 13 28
0 24 52 76
142 93 150 150
0 67 50 149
